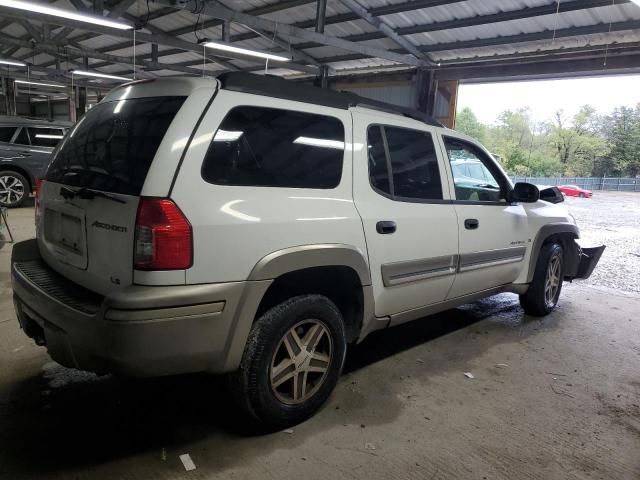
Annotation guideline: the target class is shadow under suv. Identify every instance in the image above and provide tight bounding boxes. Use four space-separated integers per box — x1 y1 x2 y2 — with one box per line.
0 116 71 207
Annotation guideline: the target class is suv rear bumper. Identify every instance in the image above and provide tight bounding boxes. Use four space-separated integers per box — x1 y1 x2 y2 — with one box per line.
11 239 270 377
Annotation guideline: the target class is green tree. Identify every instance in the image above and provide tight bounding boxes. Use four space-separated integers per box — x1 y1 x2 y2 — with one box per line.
550 107 608 175
454 102 637 177
603 106 640 177
455 107 486 143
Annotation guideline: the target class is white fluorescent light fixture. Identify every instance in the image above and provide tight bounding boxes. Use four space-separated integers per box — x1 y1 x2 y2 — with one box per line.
0 58 26 67
0 0 132 29
214 130 243 142
202 41 290 62
71 70 131 82
35 134 63 139
14 79 66 88
293 136 345 150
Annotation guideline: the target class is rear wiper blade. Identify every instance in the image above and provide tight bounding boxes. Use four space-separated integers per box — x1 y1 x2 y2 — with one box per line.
59 186 126 204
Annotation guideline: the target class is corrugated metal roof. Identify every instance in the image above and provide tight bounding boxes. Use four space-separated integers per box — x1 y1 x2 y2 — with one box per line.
0 0 638 79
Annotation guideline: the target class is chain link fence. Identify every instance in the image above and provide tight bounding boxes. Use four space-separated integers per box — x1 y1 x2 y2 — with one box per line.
510 176 640 191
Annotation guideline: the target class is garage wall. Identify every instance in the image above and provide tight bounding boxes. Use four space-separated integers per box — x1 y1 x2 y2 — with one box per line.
31 100 69 121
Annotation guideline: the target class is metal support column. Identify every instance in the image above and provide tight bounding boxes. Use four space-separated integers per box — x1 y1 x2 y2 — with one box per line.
3 78 16 116
415 68 435 116
222 20 231 42
76 57 88 119
315 0 327 33
68 86 76 123
319 65 329 89
47 96 53 121
151 43 159 63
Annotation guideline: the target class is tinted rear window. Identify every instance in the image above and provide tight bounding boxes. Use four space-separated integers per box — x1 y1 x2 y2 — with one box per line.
14 128 29 146
29 127 65 148
201 106 345 189
46 96 185 195
0 127 15 142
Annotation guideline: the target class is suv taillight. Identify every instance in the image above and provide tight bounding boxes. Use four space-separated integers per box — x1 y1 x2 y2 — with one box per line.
134 198 193 270
35 178 44 198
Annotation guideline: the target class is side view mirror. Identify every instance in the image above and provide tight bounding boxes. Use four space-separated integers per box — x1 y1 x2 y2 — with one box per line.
538 186 565 204
510 182 539 203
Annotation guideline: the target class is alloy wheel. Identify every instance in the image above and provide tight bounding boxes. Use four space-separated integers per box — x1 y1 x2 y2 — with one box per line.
0 175 25 206
544 254 562 307
270 319 333 405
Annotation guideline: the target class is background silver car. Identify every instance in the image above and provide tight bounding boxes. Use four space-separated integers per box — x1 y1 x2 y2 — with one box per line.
0 116 71 207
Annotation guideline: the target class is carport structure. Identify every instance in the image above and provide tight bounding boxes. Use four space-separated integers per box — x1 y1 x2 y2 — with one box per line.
0 0 640 124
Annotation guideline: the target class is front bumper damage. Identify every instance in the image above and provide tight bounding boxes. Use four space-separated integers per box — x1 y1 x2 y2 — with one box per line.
565 244 606 281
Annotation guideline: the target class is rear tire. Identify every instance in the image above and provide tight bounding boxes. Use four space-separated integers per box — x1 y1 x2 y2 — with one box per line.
0 171 29 208
229 294 346 429
519 242 564 316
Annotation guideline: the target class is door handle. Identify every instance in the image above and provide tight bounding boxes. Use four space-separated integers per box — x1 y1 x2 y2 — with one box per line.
376 220 396 234
464 218 479 230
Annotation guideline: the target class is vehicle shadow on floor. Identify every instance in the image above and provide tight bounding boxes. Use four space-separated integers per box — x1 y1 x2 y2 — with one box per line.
0 293 543 477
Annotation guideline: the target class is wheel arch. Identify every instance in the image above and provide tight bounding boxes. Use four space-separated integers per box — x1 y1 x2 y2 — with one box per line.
247 244 371 285
248 244 372 343
223 245 373 372
526 223 579 283
0 165 34 191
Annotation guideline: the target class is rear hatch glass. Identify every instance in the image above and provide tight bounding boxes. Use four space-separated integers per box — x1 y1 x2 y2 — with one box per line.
46 96 185 194
39 96 186 295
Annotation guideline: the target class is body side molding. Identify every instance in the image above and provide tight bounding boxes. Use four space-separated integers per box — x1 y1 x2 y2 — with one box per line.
381 254 458 287
459 246 527 272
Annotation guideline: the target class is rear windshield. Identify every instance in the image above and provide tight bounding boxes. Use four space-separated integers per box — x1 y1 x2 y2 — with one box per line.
46 96 185 195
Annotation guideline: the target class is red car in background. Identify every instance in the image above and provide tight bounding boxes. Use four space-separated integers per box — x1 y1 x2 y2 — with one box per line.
558 185 593 198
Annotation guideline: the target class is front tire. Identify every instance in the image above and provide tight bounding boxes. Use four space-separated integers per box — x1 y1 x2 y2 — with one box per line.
230 294 347 429
579 192 585 198
519 242 564 316
0 171 29 208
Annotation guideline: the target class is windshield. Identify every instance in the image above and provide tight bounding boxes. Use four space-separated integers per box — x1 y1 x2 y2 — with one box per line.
46 96 185 195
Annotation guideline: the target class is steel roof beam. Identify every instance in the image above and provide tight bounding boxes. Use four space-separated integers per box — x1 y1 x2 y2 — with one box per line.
310 19 640 63
335 0 433 64
434 52 640 81
0 7 319 75
155 0 426 67
416 19 640 53
0 32 211 77
226 0 632 50
68 0 315 45
16 20 43 43
278 0 634 51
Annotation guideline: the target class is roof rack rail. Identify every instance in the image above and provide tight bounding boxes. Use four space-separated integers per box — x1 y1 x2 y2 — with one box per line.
217 72 443 128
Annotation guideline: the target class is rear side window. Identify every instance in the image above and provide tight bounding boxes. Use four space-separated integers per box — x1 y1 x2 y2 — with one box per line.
201 106 344 189
367 125 443 201
14 128 29 146
28 128 65 148
0 127 15 142
46 96 185 195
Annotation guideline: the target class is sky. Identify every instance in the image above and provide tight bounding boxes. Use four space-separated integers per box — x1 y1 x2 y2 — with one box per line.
456 74 640 125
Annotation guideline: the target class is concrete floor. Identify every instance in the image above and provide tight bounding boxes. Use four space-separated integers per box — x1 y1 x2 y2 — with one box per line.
0 198 639 480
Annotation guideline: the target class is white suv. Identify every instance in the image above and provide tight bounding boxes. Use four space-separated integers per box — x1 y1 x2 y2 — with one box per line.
11 73 604 428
